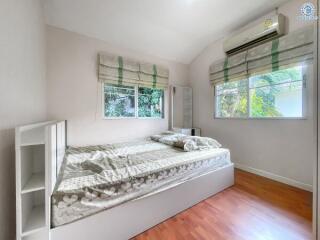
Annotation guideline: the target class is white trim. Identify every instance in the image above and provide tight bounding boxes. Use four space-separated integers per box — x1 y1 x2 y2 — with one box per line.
103 117 164 120
214 117 308 120
235 163 313 192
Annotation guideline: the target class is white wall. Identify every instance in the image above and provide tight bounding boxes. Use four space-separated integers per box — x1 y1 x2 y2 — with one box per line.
0 1 47 239
46 26 190 146
189 0 316 190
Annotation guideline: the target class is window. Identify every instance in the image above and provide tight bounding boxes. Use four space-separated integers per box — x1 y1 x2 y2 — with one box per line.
216 79 248 118
104 84 164 118
215 66 305 119
138 87 164 118
104 85 135 117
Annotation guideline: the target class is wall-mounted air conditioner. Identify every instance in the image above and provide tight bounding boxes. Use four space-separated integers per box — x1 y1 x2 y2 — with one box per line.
223 14 286 55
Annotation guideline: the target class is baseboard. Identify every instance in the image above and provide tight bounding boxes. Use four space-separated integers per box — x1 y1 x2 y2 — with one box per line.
235 163 313 192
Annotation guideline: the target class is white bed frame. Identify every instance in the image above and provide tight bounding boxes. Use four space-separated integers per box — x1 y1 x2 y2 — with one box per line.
16 120 234 240
51 163 234 240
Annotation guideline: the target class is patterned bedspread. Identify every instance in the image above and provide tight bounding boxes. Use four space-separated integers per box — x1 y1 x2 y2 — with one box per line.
51 139 231 227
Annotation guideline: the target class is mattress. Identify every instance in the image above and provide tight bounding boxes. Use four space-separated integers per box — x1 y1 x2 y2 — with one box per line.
51 139 231 227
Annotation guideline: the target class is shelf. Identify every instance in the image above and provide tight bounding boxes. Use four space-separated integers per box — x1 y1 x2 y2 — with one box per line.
21 173 45 194
22 229 49 240
22 205 46 236
21 142 45 147
21 127 45 146
20 145 45 191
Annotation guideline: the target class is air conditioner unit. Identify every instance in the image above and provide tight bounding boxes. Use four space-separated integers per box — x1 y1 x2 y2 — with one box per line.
223 14 286 55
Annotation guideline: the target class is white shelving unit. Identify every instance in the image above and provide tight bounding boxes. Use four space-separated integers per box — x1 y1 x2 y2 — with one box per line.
16 121 64 240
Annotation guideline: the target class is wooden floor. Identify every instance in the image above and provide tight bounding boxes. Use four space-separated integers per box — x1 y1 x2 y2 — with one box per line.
132 169 312 240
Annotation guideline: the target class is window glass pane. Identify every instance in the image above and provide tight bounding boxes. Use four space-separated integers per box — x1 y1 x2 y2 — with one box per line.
104 84 135 117
138 87 164 118
249 66 303 88
249 67 303 118
216 79 247 95
215 79 248 118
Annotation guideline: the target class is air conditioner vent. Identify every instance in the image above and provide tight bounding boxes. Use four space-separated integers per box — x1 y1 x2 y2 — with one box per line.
226 31 279 55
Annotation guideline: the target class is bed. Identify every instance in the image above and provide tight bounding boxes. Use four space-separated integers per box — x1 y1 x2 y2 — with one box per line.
50 127 234 240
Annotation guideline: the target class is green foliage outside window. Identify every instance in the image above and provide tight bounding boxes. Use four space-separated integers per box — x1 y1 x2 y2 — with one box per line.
138 87 164 118
216 79 248 118
104 85 135 117
216 66 304 118
104 84 164 118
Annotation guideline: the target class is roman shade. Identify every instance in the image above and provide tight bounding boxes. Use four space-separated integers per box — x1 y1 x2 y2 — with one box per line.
139 63 169 88
209 51 248 84
209 26 314 85
98 53 169 88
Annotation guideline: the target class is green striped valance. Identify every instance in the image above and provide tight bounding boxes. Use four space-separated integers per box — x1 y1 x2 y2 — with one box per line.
98 53 169 89
209 26 314 85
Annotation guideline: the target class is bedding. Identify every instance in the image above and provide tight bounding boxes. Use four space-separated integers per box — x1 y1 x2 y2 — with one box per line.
51 139 231 227
151 132 221 151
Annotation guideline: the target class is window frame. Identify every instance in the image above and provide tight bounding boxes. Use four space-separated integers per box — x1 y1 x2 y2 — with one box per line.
102 83 165 120
214 65 308 120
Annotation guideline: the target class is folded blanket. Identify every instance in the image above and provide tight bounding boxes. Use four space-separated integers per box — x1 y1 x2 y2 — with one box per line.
150 132 221 151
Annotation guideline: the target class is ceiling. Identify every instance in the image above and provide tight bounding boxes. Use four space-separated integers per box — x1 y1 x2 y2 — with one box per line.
44 0 289 64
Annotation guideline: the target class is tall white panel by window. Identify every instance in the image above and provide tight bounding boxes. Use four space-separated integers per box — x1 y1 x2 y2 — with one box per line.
183 87 193 128
172 86 193 128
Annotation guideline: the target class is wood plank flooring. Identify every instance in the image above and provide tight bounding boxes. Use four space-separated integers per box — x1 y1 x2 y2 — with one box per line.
132 169 312 240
